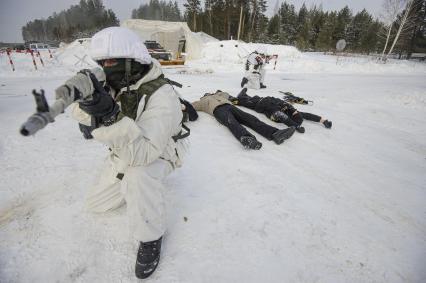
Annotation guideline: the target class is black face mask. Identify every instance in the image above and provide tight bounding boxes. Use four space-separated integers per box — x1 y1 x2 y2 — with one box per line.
102 59 152 91
103 59 127 91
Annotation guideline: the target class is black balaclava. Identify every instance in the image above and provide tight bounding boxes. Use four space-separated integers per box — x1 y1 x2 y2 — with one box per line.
101 59 151 92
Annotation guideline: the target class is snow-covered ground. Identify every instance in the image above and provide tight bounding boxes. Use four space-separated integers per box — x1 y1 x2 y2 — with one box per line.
1 45 426 283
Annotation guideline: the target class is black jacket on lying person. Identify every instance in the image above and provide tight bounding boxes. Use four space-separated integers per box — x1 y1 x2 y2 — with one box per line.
235 90 322 127
236 92 296 118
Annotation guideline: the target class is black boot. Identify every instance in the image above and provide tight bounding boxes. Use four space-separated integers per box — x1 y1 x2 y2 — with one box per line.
237 87 248 99
241 77 248 87
272 127 295 144
135 237 162 279
260 83 267 89
240 135 262 150
323 120 332 129
295 126 305 133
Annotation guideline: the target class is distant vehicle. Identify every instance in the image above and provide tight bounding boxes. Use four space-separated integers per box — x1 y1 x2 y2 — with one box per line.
27 42 55 51
144 40 172 61
410 53 426 61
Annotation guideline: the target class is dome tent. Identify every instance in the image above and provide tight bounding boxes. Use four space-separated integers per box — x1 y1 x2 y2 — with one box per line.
121 19 204 60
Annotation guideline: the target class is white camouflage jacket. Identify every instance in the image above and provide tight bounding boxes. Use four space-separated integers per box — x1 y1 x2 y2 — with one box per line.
72 61 186 169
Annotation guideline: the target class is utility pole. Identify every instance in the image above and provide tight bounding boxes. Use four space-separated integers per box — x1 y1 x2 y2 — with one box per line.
238 3 243 40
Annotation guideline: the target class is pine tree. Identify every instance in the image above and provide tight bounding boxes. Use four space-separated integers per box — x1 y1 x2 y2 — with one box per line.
316 12 337 51
297 3 308 34
267 14 280 43
131 0 182 21
295 4 310 50
333 6 352 42
279 2 298 44
309 5 326 49
346 9 373 52
184 0 202 31
361 19 382 53
204 0 214 35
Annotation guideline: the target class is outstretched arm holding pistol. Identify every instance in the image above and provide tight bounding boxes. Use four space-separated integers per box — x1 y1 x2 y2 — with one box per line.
20 68 119 137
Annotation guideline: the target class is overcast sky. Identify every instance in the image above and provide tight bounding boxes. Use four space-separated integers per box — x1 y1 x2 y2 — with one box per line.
0 0 383 43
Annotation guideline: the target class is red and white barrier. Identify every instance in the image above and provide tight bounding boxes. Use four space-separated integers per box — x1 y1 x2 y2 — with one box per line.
6 49 16 71
37 50 45 67
29 49 38 70
1 49 57 72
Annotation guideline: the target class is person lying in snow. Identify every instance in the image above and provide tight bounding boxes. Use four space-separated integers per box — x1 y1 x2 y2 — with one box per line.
240 45 268 89
232 88 332 133
191 90 296 149
66 27 188 279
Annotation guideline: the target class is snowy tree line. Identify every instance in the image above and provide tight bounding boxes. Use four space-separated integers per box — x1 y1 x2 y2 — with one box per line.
20 0 425 57
131 0 183 22
266 4 383 53
21 0 119 43
184 0 269 42
184 0 425 56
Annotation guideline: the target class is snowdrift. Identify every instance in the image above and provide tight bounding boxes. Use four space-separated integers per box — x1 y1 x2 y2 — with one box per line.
281 52 426 74
200 40 301 65
54 38 98 68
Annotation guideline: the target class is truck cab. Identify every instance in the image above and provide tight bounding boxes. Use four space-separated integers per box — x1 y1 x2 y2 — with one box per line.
144 40 172 61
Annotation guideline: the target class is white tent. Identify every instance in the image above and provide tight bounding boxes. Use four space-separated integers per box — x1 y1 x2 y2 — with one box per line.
121 19 204 60
193 32 219 44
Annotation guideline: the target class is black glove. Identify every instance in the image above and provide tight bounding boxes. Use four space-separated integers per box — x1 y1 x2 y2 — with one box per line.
78 123 95 139
180 99 198 121
78 72 120 128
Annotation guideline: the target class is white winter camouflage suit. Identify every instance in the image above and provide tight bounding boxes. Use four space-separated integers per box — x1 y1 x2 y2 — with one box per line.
70 28 186 243
243 52 266 90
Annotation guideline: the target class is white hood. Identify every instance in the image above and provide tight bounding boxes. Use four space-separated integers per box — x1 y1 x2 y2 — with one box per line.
90 27 152 65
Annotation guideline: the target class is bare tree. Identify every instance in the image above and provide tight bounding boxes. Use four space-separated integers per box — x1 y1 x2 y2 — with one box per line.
386 0 415 59
184 0 201 31
248 0 258 42
380 0 406 60
237 2 244 40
